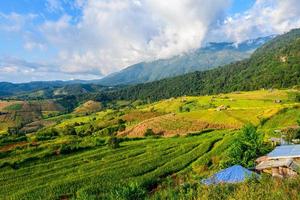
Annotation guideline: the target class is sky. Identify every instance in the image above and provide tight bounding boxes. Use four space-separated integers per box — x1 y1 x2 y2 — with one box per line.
0 0 299 83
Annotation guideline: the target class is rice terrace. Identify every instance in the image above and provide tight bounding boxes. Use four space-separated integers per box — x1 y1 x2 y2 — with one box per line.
0 88 300 199
0 1 300 199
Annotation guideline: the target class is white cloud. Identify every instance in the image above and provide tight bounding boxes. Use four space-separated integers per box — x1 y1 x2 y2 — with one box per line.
1 0 300 82
0 12 37 32
0 57 99 83
45 0 64 13
210 0 300 42
39 0 230 76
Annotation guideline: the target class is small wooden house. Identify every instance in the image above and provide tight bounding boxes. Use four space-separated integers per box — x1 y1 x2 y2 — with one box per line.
256 145 300 178
216 105 227 111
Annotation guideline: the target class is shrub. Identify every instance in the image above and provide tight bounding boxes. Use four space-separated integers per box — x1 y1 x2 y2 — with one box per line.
107 136 120 149
144 128 155 137
118 124 126 132
111 182 146 200
36 128 59 141
62 125 77 136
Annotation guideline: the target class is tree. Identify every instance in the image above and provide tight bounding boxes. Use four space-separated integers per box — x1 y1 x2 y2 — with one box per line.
223 124 270 168
7 127 19 135
107 136 120 149
144 128 155 137
118 124 126 132
62 125 77 135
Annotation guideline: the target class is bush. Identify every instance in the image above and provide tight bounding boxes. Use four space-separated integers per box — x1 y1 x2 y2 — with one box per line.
111 182 146 200
118 124 126 132
107 136 120 149
36 128 59 141
144 128 155 137
62 125 77 136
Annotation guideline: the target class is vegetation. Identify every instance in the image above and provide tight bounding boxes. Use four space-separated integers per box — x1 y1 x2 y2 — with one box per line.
150 175 300 200
0 88 298 199
106 29 300 101
0 28 299 199
222 124 270 168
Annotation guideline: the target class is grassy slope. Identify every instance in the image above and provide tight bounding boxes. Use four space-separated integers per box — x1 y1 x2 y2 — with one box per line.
121 89 299 137
0 100 65 134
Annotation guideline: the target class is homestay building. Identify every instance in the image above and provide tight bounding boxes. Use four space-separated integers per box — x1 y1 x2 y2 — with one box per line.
256 145 300 178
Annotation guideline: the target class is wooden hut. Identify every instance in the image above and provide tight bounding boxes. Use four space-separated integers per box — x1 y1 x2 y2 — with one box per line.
256 145 300 178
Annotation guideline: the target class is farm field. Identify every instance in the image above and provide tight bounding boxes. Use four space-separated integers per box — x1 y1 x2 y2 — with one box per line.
0 130 235 199
0 100 65 134
0 89 299 199
122 89 299 137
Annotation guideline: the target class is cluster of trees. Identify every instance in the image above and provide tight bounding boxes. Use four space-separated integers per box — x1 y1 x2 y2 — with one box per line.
35 118 127 141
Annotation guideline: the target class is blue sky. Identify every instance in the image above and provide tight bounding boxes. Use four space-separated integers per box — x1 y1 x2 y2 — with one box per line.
228 0 255 14
0 0 299 83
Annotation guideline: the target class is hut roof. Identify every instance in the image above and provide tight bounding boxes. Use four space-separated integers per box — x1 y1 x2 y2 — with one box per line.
256 158 300 171
201 165 257 185
256 158 292 170
268 145 300 159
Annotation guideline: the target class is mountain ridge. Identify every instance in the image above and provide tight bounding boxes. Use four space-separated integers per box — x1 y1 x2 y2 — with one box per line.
97 35 275 86
104 29 300 101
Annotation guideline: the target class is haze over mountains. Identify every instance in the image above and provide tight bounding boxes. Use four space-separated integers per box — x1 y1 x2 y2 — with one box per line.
97 36 275 86
0 29 298 103
103 28 300 101
0 35 274 97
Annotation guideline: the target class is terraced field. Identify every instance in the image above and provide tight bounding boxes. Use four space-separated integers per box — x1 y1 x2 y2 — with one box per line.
0 100 65 134
0 89 298 199
120 89 299 137
0 130 235 199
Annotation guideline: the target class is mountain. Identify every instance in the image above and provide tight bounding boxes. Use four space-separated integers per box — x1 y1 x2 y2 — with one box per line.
106 29 300 101
98 36 274 86
0 80 103 98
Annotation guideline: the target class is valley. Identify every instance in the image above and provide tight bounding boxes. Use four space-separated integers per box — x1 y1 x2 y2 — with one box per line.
0 88 299 199
0 25 299 200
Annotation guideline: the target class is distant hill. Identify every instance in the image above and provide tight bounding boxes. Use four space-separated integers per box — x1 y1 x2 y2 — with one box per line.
74 100 102 115
98 36 274 86
107 29 300 101
0 82 110 99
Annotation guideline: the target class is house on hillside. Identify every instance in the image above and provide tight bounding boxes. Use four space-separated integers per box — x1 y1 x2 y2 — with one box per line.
256 145 300 178
216 105 227 111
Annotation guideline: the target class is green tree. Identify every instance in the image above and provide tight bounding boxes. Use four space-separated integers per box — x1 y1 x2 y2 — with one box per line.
224 124 269 168
107 136 120 149
62 125 77 135
144 128 155 137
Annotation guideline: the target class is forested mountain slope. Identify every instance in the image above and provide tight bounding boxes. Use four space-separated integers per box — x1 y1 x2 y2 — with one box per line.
106 29 300 101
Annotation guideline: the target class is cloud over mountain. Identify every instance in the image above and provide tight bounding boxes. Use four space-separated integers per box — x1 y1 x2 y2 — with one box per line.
0 0 299 82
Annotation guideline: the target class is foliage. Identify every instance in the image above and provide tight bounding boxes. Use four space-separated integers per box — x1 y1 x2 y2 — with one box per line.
36 127 59 141
106 29 300 102
222 124 270 168
107 136 120 149
111 182 146 200
4 103 23 111
62 125 77 136
150 174 300 200
144 128 155 137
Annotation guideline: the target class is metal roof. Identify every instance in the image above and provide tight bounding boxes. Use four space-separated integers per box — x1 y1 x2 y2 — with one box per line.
268 145 300 159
